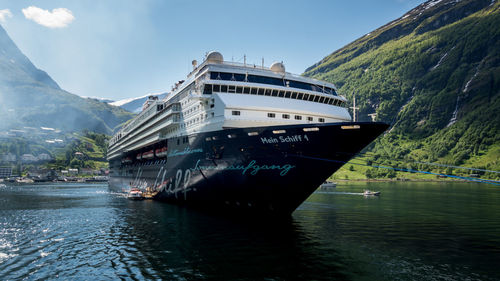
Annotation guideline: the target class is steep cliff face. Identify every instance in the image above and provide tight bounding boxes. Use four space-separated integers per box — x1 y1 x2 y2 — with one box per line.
0 25 132 134
0 25 60 90
305 0 500 176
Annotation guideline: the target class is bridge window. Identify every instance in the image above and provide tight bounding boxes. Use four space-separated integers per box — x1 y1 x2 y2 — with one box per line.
295 115 302 120
268 113 276 118
282 114 290 119
209 71 338 96
232 110 241 116
319 118 325 122
203 84 212 95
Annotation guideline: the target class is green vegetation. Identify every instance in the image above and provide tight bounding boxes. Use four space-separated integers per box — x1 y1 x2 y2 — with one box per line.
47 131 110 171
306 0 500 180
0 131 110 175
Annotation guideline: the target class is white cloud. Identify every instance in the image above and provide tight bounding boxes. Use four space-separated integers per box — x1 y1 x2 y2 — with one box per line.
0 9 13 23
22 6 74 28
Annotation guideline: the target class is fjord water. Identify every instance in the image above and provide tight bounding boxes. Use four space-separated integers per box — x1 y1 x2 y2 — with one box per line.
0 183 499 280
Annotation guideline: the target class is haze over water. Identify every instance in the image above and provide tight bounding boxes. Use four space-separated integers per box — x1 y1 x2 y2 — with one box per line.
0 182 499 280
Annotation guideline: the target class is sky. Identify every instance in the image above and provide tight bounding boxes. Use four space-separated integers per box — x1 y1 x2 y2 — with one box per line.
0 0 426 101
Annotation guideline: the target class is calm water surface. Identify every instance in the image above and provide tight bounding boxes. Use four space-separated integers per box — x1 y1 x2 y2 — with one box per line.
0 182 499 280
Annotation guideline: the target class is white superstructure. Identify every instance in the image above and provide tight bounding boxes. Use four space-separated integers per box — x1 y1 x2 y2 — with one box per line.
107 51 351 161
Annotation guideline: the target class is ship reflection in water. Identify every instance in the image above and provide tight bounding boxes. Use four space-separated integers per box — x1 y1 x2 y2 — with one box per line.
0 183 499 280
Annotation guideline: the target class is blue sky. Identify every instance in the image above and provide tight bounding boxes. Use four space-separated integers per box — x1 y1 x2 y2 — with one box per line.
1 0 425 101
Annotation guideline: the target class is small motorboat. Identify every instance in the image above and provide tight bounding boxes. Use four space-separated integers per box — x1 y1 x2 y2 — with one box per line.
127 188 144 200
319 181 337 189
363 190 380 196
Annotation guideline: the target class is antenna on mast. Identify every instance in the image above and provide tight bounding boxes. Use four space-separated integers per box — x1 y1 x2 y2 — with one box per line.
262 57 264 68
350 92 359 122
244 54 246 66
368 113 377 122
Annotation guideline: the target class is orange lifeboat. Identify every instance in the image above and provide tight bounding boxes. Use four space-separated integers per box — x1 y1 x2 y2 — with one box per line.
142 150 154 159
121 157 132 164
155 147 168 158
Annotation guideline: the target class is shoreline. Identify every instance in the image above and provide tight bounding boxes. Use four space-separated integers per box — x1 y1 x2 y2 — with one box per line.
331 178 488 184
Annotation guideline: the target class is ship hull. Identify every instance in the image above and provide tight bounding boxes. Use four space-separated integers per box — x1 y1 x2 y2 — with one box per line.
108 122 388 215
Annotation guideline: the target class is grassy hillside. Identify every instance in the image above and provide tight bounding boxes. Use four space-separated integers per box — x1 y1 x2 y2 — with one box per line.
305 0 500 180
47 131 110 170
0 131 110 175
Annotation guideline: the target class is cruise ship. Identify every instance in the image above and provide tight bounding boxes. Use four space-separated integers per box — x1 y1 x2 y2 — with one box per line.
107 51 388 215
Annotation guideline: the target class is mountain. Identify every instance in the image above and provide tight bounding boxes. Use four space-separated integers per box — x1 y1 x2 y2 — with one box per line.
83 96 115 104
0 24 133 134
305 0 500 178
109 92 168 113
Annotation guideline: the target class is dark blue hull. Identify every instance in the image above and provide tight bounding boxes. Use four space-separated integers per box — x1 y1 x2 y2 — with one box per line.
109 122 388 215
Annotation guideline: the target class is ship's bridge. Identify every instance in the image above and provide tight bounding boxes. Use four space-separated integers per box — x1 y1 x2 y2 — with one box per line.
188 53 350 129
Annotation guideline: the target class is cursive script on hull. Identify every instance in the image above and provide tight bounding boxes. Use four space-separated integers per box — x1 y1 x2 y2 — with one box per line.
191 159 295 176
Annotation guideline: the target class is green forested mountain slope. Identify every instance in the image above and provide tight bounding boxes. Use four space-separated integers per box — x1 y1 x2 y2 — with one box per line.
305 0 500 179
0 25 133 134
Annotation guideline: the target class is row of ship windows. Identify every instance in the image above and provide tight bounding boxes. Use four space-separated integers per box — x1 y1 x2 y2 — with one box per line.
184 104 203 116
209 72 337 96
111 103 178 146
203 84 346 107
231 110 325 122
